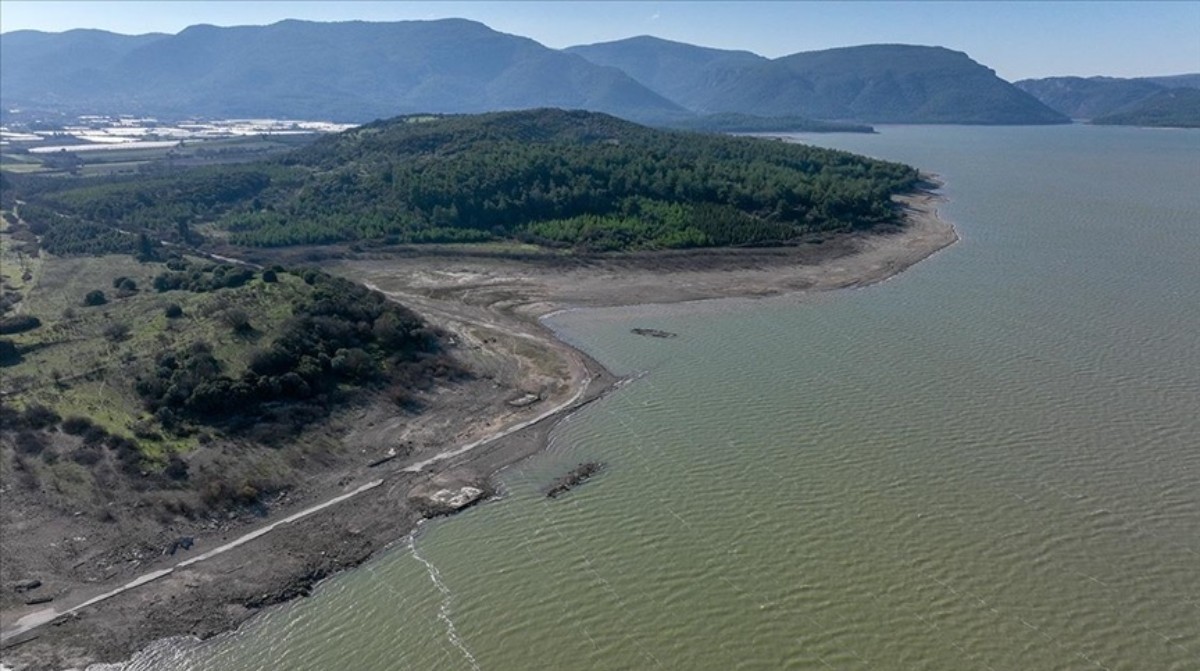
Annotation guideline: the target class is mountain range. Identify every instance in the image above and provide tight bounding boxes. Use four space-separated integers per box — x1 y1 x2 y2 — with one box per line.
0 20 688 123
2 19 1073 126
569 37 1067 124
1015 75 1200 121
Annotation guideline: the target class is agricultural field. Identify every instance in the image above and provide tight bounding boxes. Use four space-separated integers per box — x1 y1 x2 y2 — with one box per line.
1 115 349 177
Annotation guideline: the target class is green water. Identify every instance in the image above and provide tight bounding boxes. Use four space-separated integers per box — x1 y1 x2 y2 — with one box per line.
119 125 1200 670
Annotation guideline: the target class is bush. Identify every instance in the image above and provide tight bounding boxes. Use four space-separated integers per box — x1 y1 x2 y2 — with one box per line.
15 431 48 455
0 315 41 335
83 290 107 306
114 277 138 297
0 338 19 365
164 454 189 480
164 303 184 318
221 308 253 333
81 423 110 445
22 404 60 430
261 269 278 283
72 444 103 466
104 322 131 342
61 415 97 435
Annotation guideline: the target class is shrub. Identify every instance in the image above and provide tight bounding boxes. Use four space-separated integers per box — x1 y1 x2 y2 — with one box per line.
0 315 41 335
21 404 60 430
15 431 48 455
115 277 138 297
61 415 97 435
164 454 189 481
221 308 253 333
71 444 103 466
0 338 19 365
83 290 107 306
104 322 131 342
81 423 110 445
164 303 184 318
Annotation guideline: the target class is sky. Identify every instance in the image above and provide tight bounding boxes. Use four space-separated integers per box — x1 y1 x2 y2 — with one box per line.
1 1 1197 81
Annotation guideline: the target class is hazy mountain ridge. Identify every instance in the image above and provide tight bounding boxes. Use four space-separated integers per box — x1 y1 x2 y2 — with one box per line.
566 36 768 111
4 21 1071 126
1090 87 1200 128
568 39 1068 125
0 19 688 123
1014 74 1200 120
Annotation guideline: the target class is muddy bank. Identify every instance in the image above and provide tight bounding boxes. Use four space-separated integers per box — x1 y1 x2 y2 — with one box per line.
1 181 955 670
334 179 956 316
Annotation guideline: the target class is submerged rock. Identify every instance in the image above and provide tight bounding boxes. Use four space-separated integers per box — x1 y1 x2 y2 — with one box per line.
545 462 604 499
631 328 678 339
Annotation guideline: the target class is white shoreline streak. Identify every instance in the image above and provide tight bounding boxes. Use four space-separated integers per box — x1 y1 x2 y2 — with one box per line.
0 479 383 645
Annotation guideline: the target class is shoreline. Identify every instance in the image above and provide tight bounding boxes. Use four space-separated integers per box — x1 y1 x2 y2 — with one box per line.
0 181 956 670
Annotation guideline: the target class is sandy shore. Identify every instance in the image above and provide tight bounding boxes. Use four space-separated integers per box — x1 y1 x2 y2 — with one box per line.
0 181 955 670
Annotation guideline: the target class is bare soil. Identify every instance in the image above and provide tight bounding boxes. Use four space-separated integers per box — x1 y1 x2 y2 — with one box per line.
0 183 955 670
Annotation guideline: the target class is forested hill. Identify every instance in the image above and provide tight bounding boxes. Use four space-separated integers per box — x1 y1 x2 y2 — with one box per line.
20 110 920 252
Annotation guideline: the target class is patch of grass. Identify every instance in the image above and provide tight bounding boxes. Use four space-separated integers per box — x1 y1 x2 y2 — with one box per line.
3 254 308 457
0 208 45 305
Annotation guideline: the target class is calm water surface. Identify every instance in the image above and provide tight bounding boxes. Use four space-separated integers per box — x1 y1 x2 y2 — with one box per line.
121 125 1200 670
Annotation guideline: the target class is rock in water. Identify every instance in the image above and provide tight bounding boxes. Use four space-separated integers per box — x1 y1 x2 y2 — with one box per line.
546 462 604 498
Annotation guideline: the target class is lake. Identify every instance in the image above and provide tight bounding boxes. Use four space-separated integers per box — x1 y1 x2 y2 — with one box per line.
114 124 1200 670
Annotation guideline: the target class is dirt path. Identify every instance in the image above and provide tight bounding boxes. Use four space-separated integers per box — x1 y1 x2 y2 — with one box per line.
0 480 384 645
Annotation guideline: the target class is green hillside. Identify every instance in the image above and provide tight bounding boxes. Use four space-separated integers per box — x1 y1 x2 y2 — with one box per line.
0 248 456 511
18 109 920 252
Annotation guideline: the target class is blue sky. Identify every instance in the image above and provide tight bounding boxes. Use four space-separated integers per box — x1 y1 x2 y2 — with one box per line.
1 1 1197 80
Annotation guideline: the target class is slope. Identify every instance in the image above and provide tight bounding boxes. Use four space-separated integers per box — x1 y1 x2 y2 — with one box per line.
1090 87 1200 128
